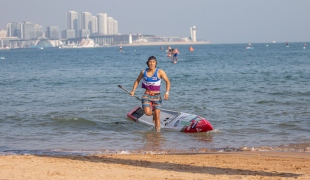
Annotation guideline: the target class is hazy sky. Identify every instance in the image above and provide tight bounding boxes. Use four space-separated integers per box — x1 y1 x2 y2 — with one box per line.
1 0 309 44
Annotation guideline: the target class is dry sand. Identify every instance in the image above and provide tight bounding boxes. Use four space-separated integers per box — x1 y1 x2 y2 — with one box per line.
1 151 309 180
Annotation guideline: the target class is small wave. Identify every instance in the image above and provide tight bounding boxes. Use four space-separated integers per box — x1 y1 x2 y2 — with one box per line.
276 122 297 128
255 100 281 104
268 90 310 97
297 91 310 96
208 128 221 134
51 116 97 125
2 142 309 156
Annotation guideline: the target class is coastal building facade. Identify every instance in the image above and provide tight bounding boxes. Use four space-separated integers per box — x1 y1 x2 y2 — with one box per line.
66 11 79 38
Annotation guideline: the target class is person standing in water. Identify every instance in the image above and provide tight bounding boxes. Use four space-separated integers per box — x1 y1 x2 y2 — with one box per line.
172 48 179 63
130 56 170 132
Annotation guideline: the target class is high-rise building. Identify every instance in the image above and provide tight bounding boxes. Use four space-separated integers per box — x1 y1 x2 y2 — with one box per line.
6 22 22 38
106 17 119 35
113 20 118 35
7 22 42 40
0 30 7 38
80 29 90 38
46 26 59 39
190 26 197 42
80 12 92 30
62 29 75 38
107 17 114 35
80 12 92 37
91 16 98 34
67 11 79 38
97 13 107 35
22 22 35 39
34 24 43 38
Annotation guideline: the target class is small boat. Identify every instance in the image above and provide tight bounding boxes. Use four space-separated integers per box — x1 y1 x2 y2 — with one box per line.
127 106 213 133
286 41 289 47
78 36 96 48
61 43 78 48
0 56 5 60
303 44 307 49
246 43 253 49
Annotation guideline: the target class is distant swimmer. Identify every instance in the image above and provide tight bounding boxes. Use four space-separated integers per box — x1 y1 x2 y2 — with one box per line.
119 46 123 52
166 46 171 52
172 48 179 64
189 46 194 52
160 46 164 51
167 46 172 57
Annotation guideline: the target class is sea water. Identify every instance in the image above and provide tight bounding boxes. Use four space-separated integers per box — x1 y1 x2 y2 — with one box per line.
0 43 309 155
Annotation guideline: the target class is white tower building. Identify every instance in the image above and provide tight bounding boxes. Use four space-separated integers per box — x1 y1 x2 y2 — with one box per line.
129 33 132 44
107 17 114 35
97 13 108 35
113 19 118 35
190 26 197 42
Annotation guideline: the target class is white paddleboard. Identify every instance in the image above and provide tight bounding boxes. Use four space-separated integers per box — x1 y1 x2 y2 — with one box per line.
127 106 213 133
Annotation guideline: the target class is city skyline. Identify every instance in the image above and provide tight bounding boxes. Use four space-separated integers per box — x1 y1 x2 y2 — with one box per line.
3 10 119 40
0 0 310 44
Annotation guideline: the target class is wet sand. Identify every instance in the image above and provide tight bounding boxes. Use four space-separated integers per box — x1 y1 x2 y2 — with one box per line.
1 151 310 179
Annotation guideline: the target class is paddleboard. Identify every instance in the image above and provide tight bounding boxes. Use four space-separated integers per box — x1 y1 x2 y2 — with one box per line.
127 106 213 133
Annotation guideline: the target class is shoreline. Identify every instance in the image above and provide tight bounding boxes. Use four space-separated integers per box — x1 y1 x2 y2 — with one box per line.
2 41 210 50
1 141 310 157
1 151 309 179
120 41 211 47
2 141 309 156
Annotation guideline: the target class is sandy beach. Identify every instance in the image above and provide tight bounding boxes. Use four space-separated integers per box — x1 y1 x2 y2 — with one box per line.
1 151 309 180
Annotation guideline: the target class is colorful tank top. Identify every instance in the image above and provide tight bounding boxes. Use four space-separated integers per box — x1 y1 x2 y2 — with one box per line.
141 68 161 91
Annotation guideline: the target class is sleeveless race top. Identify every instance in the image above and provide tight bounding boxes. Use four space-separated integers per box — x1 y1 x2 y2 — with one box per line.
141 68 161 91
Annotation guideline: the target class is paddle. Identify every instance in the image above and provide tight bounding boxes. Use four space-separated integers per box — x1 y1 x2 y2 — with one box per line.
118 85 141 101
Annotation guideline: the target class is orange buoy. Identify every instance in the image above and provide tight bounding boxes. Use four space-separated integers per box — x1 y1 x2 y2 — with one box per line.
189 46 194 52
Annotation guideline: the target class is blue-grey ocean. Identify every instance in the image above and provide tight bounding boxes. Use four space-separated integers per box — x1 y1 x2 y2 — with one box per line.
1 43 309 155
